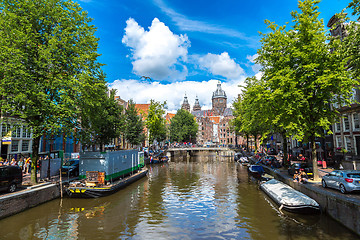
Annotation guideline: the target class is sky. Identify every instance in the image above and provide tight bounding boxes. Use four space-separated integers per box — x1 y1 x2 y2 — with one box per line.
76 0 351 112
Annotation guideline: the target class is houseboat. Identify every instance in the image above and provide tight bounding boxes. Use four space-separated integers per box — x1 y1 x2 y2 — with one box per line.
66 150 147 198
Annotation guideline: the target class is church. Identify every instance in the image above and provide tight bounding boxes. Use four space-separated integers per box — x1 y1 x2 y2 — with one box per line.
181 82 239 147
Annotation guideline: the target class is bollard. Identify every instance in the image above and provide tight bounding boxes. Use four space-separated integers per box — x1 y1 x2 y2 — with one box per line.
322 160 327 169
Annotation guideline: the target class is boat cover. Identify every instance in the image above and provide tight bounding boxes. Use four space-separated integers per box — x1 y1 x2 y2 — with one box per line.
260 179 319 208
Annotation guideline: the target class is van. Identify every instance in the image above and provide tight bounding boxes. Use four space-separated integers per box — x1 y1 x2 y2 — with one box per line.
0 166 23 193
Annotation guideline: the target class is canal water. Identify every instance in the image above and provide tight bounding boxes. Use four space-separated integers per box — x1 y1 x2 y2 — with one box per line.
0 154 357 239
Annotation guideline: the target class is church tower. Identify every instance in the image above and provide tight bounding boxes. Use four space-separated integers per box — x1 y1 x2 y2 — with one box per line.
193 95 201 111
212 81 227 115
181 94 191 112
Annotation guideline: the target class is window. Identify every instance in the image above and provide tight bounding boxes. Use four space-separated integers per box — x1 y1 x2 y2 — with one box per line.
353 113 360 130
343 115 350 131
336 136 342 148
11 140 19 152
345 136 352 151
335 119 341 132
1 124 10 138
11 126 21 138
22 127 31 138
22 140 30 152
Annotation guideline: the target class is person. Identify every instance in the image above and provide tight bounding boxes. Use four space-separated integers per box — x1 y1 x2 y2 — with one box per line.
18 158 24 171
293 170 301 182
3 158 9 166
299 169 308 184
10 158 17 166
27 157 32 173
25 157 30 174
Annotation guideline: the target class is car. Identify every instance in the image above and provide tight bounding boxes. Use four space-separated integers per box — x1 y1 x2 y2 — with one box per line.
321 170 360 194
0 165 22 193
288 163 313 177
61 159 79 177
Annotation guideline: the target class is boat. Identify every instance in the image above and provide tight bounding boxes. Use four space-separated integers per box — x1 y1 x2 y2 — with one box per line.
66 150 147 198
260 179 320 214
247 165 265 178
150 155 169 164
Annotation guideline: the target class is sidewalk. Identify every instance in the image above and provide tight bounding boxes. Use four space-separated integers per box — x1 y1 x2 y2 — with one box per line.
22 172 62 186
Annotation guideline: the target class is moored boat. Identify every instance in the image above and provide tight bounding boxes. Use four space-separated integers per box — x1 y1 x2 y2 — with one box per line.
66 150 147 198
67 169 148 198
260 179 320 214
247 165 265 178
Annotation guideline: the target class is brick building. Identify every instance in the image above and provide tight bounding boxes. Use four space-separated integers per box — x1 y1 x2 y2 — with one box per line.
181 81 240 147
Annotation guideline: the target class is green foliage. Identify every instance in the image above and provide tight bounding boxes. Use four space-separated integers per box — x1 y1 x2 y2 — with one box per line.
124 99 145 146
235 0 354 178
340 1 360 84
79 89 124 150
145 100 167 143
169 109 198 143
0 0 105 183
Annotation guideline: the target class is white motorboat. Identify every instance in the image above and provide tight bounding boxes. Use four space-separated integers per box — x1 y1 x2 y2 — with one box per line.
260 179 320 214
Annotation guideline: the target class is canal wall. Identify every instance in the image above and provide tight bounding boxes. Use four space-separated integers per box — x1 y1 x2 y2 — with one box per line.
0 183 61 220
264 167 360 236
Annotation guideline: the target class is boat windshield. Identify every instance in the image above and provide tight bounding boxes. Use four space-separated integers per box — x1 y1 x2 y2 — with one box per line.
252 166 264 171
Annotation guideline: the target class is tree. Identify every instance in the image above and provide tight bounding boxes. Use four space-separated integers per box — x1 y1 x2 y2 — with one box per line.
169 109 198 143
255 0 354 180
0 0 104 184
124 99 145 147
234 77 271 152
145 100 167 144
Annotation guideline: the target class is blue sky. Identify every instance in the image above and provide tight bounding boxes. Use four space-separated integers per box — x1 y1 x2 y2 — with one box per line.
76 0 351 112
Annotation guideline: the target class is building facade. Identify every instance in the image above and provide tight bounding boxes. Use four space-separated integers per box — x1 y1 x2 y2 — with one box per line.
328 15 360 161
182 81 241 147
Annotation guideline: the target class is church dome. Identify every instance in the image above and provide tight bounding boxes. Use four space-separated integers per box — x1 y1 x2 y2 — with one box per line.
212 81 227 99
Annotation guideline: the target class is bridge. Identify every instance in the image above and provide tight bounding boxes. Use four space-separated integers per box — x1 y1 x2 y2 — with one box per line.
166 147 237 162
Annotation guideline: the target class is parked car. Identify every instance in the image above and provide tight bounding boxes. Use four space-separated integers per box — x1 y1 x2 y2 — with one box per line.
0 165 22 193
61 159 79 177
322 170 360 194
288 163 313 177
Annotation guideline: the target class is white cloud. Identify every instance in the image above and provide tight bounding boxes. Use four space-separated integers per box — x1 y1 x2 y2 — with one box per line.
246 53 261 73
109 78 246 113
122 18 190 81
197 52 244 80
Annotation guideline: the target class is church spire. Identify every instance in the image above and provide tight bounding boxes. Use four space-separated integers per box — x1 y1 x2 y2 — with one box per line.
193 95 201 111
181 93 190 112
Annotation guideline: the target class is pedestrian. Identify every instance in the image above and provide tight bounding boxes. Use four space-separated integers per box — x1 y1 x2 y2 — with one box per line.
27 157 32 173
10 158 17 166
25 157 30 174
299 169 308 184
293 170 300 182
18 158 24 171
3 158 9 166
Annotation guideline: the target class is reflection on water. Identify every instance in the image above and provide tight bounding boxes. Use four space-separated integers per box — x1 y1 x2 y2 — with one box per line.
0 156 357 239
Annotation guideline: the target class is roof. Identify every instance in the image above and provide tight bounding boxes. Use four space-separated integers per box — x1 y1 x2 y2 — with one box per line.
212 82 227 99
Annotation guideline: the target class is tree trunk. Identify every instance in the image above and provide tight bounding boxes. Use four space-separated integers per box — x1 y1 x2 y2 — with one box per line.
254 135 258 152
311 135 319 181
282 134 289 167
246 134 249 151
31 135 40 185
